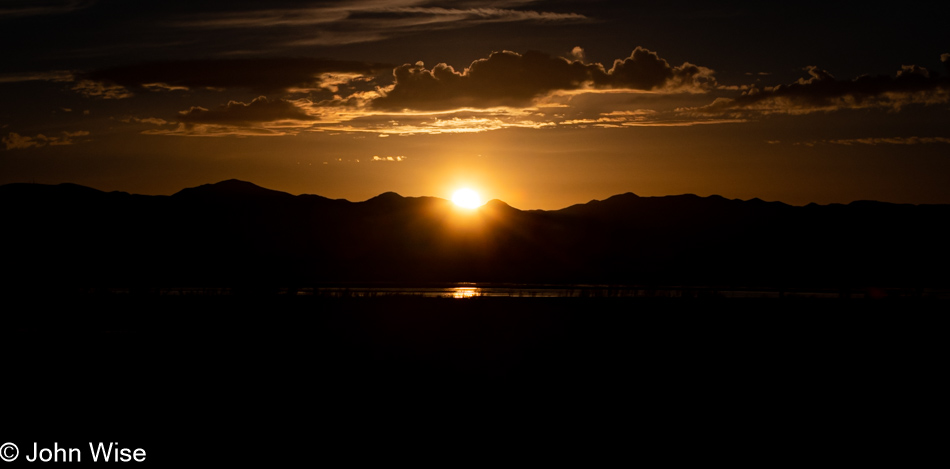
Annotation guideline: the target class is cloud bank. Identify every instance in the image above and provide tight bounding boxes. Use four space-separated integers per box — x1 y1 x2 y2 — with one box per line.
687 65 950 116
73 47 722 136
374 47 716 111
14 46 946 140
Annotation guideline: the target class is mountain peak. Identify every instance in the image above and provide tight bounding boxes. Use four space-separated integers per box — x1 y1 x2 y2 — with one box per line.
203 179 268 192
365 191 404 202
483 199 511 208
480 198 519 213
173 179 291 199
593 192 639 204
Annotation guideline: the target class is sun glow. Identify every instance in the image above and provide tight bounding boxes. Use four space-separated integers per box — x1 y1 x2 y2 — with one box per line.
451 188 482 209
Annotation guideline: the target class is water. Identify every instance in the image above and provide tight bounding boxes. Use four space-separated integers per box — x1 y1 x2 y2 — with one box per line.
67 284 949 299
287 285 926 299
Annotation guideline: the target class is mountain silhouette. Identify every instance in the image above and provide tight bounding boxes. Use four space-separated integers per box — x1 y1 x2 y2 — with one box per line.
2 180 948 289
173 179 296 201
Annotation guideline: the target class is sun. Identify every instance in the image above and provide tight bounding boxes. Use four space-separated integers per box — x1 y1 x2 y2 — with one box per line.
451 188 482 209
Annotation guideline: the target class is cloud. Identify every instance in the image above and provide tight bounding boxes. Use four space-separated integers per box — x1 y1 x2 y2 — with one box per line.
828 136 950 146
686 64 950 116
314 107 555 135
143 125 292 138
897 64 929 78
372 155 407 162
147 97 313 137
373 51 596 110
141 82 189 92
49 48 722 136
177 1 584 29
0 71 74 84
174 1 587 47
378 5 586 23
119 117 170 126
79 58 391 94
177 96 311 125
3 130 89 150
558 110 658 127
570 46 585 62
0 0 94 18
3 132 43 150
122 49 727 137
551 108 743 128
592 47 716 92
373 48 716 111
71 79 133 99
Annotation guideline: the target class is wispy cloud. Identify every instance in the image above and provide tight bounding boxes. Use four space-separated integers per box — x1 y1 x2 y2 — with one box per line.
769 136 950 147
71 79 133 99
177 96 312 125
78 58 390 94
3 130 89 150
172 1 588 47
828 136 950 146
145 97 314 137
371 155 408 162
0 71 74 84
553 109 743 128
119 117 170 126
0 0 94 19
175 1 586 28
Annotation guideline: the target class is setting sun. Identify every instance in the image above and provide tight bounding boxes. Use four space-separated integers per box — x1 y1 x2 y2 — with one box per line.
452 188 482 209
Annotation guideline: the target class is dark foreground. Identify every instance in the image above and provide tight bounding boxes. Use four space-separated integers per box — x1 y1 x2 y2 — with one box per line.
4 294 945 465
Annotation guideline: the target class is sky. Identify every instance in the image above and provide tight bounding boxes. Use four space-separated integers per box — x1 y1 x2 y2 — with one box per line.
2 0 949 209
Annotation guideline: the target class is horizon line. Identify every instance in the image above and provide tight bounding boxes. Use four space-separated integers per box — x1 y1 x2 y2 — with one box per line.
0 178 928 210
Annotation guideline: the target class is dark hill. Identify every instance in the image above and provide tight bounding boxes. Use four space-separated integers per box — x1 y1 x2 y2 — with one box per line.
173 179 291 200
2 180 948 289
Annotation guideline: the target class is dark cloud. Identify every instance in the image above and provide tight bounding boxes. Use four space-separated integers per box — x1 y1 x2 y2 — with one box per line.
690 64 950 115
373 48 716 111
0 0 94 18
897 64 930 78
79 58 391 94
177 96 311 125
374 50 595 110
592 47 716 91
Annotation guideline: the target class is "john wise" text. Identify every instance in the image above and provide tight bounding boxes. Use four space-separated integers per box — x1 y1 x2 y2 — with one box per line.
24 442 146 463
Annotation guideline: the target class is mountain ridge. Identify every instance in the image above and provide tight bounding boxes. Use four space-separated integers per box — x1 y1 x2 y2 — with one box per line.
2 179 932 210
3 179 947 289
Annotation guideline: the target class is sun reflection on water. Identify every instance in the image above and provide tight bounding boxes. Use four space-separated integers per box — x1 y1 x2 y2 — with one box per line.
451 287 480 298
